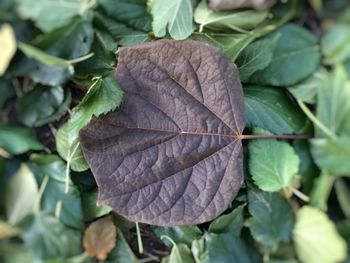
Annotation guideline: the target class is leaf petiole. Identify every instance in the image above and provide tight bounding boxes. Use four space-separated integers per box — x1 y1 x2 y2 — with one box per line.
240 134 310 140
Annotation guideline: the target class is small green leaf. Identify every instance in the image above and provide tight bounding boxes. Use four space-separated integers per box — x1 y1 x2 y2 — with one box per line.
237 34 279 81
288 67 327 104
19 212 82 260
18 85 71 127
0 79 14 110
153 226 202 247
293 206 347 263
106 228 139 263
94 13 149 46
322 23 350 64
194 0 267 33
249 134 300 192
56 126 89 172
56 76 123 172
0 243 41 263
18 42 72 68
98 0 152 33
162 242 194 263
151 0 194 40
0 124 44 154
15 0 94 32
293 140 318 194
0 24 16 76
208 205 244 236
205 233 262 263
311 137 350 175
247 188 294 251
249 24 320 86
335 179 350 218
315 65 350 137
81 189 112 221
29 154 84 230
5 164 39 225
309 171 334 211
244 86 306 134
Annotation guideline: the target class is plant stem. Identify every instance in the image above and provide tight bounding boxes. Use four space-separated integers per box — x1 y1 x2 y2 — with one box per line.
240 134 311 140
55 200 62 219
310 170 335 211
69 53 94 64
297 100 336 139
34 175 49 213
289 187 310 202
136 222 144 254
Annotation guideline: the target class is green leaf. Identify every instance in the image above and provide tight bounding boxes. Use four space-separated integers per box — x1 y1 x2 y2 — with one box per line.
13 19 94 86
335 179 350 218
56 127 89 172
18 42 72 68
94 13 150 46
205 233 262 263
309 171 334 211
322 23 350 64
29 154 84 230
15 0 94 32
315 65 350 137
81 189 112 221
249 132 300 192
151 0 194 40
18 85 71 127
74 29 116 78
105 228 139 263
56 76 123 172
311 137 350 175
33 19 94 60
191 238 208 263
208 205 244 236
244 86 306 134
153 226 203 247
0 124 44 154
98 0 152 33
247 188 294 251
0 79 15 110
293 140 318 194
0 24 16 76
194 0 267 33
19 212 82 260
0 243 41 263
162 242 194 263
249 24 321 86
5 164 39 225
237 34 279 81
288 67 327 104
293 206 347 263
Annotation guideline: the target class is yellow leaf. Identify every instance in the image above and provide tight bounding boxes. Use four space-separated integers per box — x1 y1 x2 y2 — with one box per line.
83 215 117 260
0 24 16 76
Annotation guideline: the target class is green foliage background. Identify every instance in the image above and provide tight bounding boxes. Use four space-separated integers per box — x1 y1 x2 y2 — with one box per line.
1 0 350 262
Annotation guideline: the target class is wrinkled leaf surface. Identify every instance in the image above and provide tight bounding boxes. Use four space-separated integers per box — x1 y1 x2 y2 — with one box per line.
80 39 245 226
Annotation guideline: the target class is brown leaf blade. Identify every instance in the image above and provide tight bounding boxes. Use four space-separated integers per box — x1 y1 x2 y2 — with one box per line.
79 39 245 226
83 215 116 260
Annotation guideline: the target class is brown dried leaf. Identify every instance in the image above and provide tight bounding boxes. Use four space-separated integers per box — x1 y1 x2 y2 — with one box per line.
79 39 245 226
83 215 116 260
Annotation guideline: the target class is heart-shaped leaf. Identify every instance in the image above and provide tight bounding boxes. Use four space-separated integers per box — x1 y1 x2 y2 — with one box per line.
79 39 245 226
